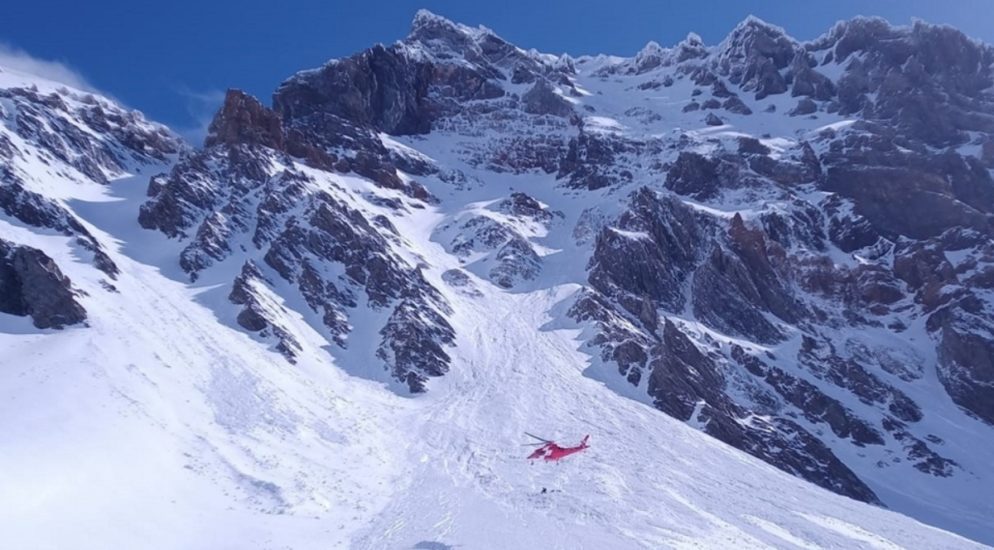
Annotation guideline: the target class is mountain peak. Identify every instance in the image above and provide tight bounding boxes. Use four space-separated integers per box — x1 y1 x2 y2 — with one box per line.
204 88 283 149
730 15 792 38
637 40 665 57
408 8 494 45
719 14 797 56
683 32 704 47
630 41 669 73
411 8 455 33
714 14 799 97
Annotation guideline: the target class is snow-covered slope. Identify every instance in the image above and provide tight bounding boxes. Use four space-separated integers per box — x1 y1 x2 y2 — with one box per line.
3 10 994 549
0 143 983 550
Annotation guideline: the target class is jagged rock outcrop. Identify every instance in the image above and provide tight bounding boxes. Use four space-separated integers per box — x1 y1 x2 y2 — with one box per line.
821 152 994 241
574 174 966 501
0 85 180 183
0 172 119 276
436 192 557 289
140 75 456 392
272 9 575 139
642 319 880 502
228 261 302 359
588 189 703 315
0 239 86 329
378 298 455 392
932 301 994 424
811 18 994 146
521 79 574 117
498 192 562 223
274 44 433 136
715 17 798 100
558 130 631 190
206 90 285 149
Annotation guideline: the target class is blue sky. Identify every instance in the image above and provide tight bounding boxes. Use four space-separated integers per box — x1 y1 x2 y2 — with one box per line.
3 0 993 138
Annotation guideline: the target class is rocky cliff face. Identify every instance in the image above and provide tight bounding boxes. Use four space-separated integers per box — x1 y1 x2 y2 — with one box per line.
561 15 994 504
6 10 994 542
139 89 454 391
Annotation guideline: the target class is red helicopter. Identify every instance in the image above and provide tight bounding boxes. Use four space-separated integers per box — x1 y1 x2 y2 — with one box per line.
523 433 590 461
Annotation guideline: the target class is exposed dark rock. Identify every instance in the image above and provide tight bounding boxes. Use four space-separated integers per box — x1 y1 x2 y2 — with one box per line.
0 83 183 278
647 321 878 503
0 239 86 329
558 130 642 190
589 189 703 315
112 11 994 516
441 268 481 297
931 304 994 425
0 86 181 181
521 79 574 117
441 208 544 289
811 17 994 146
496 192 562 223
692 215 800 343
732 346 884 446
722 96 753 115
665 152 725 200
0 173 119 277
274 45 433 135
701 98 721 110
726 215 801 322
822 156 994 240
511 65 537 84
228 262 302 359
675 33 708 63
737 137 770 155
790 55 836 100
485 134 570 174
707 414 880 503
716 17 797 100
798 336 922 423
692 250 777 343
823 200 880 253
891 428 958 476
789 98 818 116
647 320 725 419
489 236 541 288
378 298 455 393
665 151 756 201
631 41 666 74
759 202 826 250
205 90 285 149
749 154 819 186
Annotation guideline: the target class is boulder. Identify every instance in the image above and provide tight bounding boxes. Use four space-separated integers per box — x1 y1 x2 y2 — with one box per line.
0 240 86 329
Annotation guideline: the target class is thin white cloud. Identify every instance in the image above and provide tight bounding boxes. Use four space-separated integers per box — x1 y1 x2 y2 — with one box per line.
174 85 227 145
0 43 97 92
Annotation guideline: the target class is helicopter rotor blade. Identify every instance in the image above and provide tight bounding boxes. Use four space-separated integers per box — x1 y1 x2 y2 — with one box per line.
524 432 552 443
